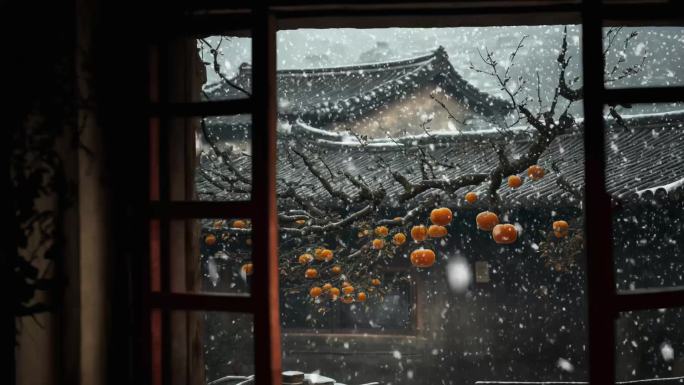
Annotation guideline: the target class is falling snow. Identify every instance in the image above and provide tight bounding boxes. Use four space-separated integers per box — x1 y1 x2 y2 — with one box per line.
196 25 684 385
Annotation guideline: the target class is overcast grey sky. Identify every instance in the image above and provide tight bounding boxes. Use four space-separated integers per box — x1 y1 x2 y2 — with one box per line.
201 26 683 115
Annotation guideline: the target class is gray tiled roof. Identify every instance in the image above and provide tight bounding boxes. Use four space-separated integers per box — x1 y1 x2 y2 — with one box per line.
203 47 511 128
196 111 684 207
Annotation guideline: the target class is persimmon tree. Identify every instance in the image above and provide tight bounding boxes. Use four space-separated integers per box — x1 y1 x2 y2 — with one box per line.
197 27 646 307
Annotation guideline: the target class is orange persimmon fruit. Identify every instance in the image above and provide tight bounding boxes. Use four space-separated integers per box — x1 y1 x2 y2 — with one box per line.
232 219 248 228
476 211 499 231
374 226 389 237
241 263 254 276
310 286 322 298
428 225 448 238
410 249 436 268
321 249 333 261
411 225 428 242
553 220 570 238
527 165 545 180
465 192 478 204
298 253 314 265
393 232 407 245
507 175 523 189
315 248 333 261
204 234 217 246
305 268 318 279
430 207 453 226
492 224 518 244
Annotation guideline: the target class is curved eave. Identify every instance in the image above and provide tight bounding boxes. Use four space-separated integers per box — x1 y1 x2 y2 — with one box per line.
202 47 512 128
198 110 684 208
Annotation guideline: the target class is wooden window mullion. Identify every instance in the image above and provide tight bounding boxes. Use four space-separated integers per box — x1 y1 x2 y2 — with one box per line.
251 4 282 385
581 1 617 385
583 3 684 385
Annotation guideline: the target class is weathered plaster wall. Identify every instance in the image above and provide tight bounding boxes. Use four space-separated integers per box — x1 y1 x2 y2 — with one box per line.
331 86 474 138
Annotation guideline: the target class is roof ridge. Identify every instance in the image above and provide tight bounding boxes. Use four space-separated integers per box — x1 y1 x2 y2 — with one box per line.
287 109 684 150
238 47 444 76
202 45 511 126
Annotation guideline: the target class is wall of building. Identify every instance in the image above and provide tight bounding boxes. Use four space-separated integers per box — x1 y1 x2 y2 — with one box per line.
277 207 590 385
330 86 474 139
202 204 684 385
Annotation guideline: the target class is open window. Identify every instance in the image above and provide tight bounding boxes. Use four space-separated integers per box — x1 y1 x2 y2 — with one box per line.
142 3 684 385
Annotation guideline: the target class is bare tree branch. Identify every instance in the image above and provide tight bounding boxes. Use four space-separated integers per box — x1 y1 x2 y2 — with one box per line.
200 118 252 185
291 147 353 204
202 26 649 301
199 37 252 97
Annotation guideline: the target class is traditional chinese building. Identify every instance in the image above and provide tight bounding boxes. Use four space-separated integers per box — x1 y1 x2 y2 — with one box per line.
198 48 684 385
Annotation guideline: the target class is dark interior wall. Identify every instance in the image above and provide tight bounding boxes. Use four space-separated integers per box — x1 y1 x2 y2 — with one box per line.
5 0 154 382
4 1 78 384
90 0 152 384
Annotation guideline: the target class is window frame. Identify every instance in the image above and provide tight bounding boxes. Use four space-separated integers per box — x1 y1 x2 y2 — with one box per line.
143 3 684 385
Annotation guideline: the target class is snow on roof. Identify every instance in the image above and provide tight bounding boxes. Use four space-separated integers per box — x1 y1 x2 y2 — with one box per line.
635 176 684 197
198 110 684 207
203 46 511 128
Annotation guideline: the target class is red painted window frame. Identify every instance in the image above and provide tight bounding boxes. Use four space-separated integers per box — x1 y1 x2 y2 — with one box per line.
142 2 684 385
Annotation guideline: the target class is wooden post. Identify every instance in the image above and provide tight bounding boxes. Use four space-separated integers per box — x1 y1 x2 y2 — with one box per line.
252 4 283 385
